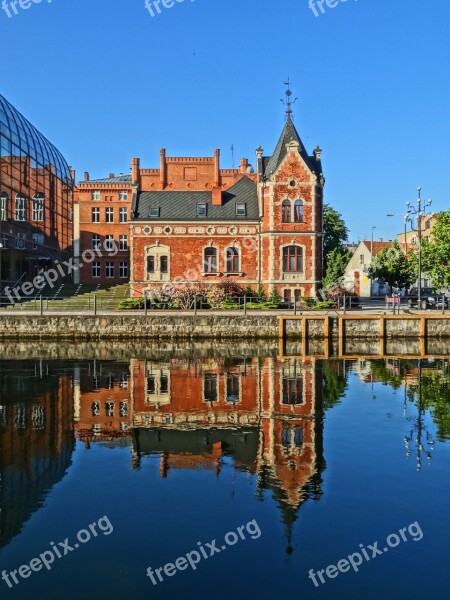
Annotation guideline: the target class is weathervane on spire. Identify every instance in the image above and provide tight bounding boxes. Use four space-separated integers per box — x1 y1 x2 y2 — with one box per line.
280 78 298 120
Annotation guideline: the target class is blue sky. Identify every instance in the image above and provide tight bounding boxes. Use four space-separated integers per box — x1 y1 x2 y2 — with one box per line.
1 0 449 241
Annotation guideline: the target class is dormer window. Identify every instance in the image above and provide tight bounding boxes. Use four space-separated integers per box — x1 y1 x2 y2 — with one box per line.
149 207 160 218
236 202 246 217
197 203 207 217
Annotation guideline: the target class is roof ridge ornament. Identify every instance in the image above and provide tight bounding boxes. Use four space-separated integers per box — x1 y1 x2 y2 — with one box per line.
280 78 298 121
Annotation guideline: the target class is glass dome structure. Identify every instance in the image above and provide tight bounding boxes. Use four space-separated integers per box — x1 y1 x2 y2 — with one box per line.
0 94 73 292
0 94 71 182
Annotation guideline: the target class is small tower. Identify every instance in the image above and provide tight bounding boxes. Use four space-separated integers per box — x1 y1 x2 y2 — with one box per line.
258 81 324 300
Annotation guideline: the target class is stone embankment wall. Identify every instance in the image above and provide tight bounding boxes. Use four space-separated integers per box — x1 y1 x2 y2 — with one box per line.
1 314 450 340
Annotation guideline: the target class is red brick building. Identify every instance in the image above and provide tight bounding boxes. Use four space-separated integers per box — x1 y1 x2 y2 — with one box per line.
75 98 324 299
74 173 132 284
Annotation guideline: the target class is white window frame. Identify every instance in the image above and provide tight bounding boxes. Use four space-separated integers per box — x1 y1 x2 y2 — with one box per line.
105 235 115 252
119 235 128 251
92 207 100 223
105 261 114 278
32 194 44 222
92 234 101 250
92 261 101 278
119 207 128 223
105 207 114 223
15 232 26 250
119 261 128 279
15 194 26 221
0 193 7 221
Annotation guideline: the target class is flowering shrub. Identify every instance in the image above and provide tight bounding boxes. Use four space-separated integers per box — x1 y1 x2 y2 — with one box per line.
169 283 207 309
206 281 245 308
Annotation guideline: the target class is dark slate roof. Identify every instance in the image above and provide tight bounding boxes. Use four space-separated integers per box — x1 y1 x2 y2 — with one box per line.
77 175 131 185
264 116 319 177
133 176 259 222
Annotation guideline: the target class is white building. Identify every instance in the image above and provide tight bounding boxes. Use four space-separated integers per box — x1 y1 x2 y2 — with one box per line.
343 240 393 297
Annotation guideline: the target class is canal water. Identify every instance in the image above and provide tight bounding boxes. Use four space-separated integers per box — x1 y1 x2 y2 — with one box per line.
0 341 449 599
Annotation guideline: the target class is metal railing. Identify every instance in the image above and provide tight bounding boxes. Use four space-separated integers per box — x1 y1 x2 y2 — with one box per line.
1 293 428 315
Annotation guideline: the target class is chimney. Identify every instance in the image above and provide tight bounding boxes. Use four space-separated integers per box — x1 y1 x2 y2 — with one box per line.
255 146 264 182
69 167 76 182
212 187 222 206
131 157 140 186
313 146 322 161
213 148 220 187
109 172 115 179
239 158 248 174
84 172 89 181
160 148 167 189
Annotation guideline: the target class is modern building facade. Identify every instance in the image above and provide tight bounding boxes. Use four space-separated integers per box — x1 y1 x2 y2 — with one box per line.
0 94 73 293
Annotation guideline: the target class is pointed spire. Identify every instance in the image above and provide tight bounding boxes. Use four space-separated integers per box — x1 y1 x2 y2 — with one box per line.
280 78 298 121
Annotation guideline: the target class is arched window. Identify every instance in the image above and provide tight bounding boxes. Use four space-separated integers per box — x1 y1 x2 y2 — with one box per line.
204 247 217 273
294 199 304 223
281 199 291 223
32 193 44 222
15 194 26 221
226 247 239 273
283 246 303 273
0 193 7 221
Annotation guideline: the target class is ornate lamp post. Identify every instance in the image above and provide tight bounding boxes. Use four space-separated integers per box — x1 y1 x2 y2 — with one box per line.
386 213 412 252
405 187 432 309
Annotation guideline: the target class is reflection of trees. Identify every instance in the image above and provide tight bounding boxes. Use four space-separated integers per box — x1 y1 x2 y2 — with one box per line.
322 360 349 410
368 359 413 390
362 358 449 468
407 361 450 441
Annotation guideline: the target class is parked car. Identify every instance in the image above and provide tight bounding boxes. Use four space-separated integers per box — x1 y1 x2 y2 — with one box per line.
407 287 448 310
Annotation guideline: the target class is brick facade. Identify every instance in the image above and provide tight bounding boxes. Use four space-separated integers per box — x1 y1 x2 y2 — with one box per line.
75 111 324 298
74 174 132 284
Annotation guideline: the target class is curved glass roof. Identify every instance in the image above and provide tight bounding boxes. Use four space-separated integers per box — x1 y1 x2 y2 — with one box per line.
0 94 72 183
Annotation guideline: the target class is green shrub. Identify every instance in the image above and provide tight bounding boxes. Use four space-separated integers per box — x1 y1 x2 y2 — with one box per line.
118 298 144 310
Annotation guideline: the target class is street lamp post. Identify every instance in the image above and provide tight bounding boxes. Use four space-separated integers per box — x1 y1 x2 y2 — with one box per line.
406 187 432 309
387 213 412 252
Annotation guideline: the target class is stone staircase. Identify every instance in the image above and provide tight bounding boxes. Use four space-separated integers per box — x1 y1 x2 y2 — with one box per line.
2 283 130 311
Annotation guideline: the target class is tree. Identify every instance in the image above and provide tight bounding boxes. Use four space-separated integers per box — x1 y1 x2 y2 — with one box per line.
323 246 352 291
421 210 450 289
323 204 349 270
367 241 415 292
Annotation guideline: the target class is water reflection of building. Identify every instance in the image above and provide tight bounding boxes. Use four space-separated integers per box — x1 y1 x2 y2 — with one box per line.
258 358 324 543
74 361 131 443
129 356 325 532
0 362 74 547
